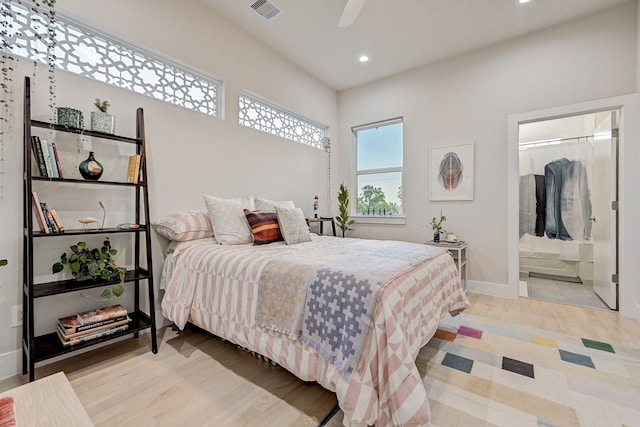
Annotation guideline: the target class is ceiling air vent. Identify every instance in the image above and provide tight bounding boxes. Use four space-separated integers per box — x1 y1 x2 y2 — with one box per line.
250 0 281 20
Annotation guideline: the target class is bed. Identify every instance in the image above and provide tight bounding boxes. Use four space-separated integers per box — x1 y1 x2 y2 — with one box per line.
155 200 470 427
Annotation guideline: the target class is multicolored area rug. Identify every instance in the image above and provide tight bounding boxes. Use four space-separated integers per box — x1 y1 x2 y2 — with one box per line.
416 313 640 427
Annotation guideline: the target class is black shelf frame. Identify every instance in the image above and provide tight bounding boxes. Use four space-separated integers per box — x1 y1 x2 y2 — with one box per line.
22 76 158 381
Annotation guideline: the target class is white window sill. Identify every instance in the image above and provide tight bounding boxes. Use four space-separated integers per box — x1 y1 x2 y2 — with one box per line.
353 216 406 225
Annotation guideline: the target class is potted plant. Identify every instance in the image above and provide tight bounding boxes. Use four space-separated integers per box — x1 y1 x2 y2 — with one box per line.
52 239 125 300
430 209 446 242
91 98 115 134
335 183 355 237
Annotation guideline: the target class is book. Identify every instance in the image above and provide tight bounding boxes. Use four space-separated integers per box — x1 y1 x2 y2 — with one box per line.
49 209 65 232
40 202 57 233
57 323 129 347
77 304 128 325
46 140 59 178
31 191 49 233
57 315 129 339
126 154 141 184
40 138 54 177
31 135 48 177
51 141 64 178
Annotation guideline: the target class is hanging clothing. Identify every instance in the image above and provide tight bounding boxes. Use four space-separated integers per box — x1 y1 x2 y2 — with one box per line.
561 160 592 240
519 174 536 238
544 158 592 241
545 158 572 240
534 174 546 237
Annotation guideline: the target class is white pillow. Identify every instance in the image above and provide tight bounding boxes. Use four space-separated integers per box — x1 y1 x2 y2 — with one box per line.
254 196 295 211
204 195 255 245
276 206 311 245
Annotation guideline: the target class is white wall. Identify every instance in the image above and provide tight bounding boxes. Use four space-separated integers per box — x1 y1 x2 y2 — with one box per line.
0 0 338 378
337 2 638 307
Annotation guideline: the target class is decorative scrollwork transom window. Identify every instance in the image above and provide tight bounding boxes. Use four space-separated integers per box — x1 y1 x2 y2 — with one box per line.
1 1 221 117
239 91 328 149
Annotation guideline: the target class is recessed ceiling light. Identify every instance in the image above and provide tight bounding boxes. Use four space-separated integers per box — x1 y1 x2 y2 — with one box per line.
359 55 369 63
519 0 531 3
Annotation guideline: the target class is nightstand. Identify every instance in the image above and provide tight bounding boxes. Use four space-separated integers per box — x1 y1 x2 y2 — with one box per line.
306 217 336 236
424 241 468 291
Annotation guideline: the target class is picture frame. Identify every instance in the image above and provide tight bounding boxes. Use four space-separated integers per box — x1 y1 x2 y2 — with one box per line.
429 142 474 201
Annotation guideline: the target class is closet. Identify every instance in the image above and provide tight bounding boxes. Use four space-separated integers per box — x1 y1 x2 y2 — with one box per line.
518 111 618 310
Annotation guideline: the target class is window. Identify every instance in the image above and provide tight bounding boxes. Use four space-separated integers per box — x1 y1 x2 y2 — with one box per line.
1 1 221 116
239 90 328 149
354 118 403 216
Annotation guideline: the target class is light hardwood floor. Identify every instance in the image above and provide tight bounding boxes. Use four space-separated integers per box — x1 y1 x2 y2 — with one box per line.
1 293 638 426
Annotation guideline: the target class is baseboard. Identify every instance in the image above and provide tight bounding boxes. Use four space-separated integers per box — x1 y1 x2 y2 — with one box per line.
467 280 515 299
0 349 20 380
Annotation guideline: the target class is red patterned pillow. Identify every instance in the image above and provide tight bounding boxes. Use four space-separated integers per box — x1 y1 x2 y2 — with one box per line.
244 209 283 245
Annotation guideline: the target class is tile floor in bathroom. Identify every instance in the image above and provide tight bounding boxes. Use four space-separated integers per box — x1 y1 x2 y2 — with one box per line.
520 273 611 310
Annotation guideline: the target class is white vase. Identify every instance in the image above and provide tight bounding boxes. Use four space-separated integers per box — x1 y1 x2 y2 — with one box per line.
91 111 115 134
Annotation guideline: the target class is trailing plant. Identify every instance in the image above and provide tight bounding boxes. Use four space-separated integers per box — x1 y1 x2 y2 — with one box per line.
335 182 354 238
52 239 125 300
0 0 57 199
94 98 110 113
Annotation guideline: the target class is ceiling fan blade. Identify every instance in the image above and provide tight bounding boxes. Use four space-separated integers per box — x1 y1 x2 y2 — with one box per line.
338 0 367 28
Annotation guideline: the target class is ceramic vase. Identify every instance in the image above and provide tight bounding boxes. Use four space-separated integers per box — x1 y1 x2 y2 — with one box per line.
57 107 84 129
91 111 115 134
78 151 103 180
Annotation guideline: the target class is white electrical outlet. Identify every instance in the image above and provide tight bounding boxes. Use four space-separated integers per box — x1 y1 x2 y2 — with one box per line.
11 305 23 328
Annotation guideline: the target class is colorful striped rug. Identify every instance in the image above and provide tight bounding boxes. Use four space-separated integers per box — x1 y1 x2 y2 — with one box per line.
325 313 640 427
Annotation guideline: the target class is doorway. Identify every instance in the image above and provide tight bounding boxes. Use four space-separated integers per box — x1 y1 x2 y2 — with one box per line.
517 111 619 311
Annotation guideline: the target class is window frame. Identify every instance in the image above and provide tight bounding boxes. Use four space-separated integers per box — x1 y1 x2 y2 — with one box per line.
352 117 405 224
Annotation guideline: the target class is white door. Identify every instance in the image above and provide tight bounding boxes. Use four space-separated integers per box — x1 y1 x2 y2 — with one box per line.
592 114 618 309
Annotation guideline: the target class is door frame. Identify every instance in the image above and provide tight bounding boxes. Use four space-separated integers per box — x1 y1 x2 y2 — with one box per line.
507 94 639 318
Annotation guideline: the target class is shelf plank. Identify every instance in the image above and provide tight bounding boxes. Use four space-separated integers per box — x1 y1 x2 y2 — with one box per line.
31 225 148 238
33 311 152 363
32 175 145 187
31 120 140 144
32 268 150 298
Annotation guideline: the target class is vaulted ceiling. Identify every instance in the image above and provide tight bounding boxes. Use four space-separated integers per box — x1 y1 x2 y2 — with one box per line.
200 0 630 91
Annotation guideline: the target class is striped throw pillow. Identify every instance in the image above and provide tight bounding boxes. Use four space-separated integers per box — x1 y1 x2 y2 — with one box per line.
151 210 213 241
244 209 283 245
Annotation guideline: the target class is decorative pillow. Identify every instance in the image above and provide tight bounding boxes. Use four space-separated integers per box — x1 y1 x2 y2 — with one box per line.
151 210 213 241
204 195 255 245
244 209 283 245
254 196 295 211
275 206 311 245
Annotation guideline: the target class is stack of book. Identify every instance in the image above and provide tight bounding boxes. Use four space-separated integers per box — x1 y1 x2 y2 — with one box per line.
31 191 64 234
56 304 130 347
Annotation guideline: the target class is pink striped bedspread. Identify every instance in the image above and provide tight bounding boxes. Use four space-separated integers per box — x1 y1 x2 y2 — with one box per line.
161 235 470 426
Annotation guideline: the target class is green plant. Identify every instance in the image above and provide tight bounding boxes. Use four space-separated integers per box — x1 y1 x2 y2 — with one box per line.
94 98 110 113
431 209 446 234
335 182 355 237
52 239 125 300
